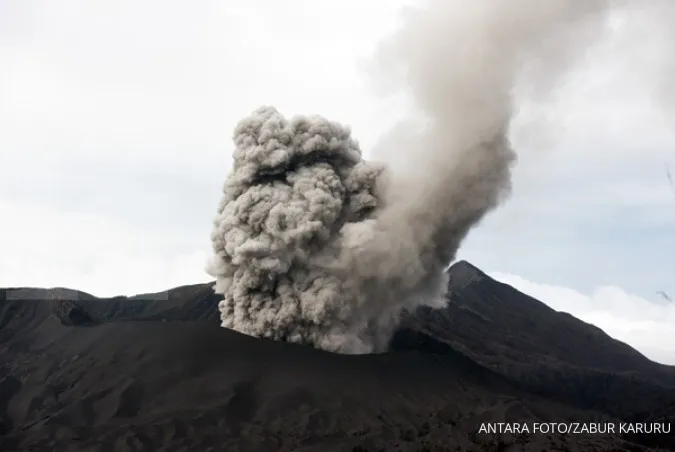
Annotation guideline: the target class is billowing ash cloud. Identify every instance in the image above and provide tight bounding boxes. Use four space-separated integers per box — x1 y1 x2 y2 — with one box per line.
207 0 626 353
207 108 387 352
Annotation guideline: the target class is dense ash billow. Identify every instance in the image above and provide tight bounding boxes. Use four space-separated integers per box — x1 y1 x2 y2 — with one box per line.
208 0 633 353
207 104 514 353
207 107 389 352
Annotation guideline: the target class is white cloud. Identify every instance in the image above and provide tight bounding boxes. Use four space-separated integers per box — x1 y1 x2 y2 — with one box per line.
490 272 675 365
0 199 211 296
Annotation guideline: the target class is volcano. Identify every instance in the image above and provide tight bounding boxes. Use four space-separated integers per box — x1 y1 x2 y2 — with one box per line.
1 261 673 451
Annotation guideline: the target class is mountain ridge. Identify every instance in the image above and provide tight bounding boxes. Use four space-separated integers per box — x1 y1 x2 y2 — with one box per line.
1 260 674 451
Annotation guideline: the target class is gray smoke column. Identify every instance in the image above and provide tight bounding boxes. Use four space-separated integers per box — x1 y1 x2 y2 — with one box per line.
208 0 617 353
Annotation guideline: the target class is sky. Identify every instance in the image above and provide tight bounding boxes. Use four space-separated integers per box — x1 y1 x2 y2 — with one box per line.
1 0 674 364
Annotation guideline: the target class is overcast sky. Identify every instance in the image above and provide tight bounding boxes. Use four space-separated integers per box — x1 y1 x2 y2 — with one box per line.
1 0 674 364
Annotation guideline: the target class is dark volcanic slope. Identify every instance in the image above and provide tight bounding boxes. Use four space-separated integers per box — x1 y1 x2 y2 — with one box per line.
1 262 674 451
1 283 220 328
401 262 675 423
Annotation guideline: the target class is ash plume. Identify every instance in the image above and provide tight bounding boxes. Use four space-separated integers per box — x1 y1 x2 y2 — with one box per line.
208 0 621 353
